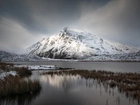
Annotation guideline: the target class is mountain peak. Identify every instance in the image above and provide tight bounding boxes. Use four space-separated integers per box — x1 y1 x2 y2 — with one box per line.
63 27 83 33
27 28 138 59
63 27 70 32
60 27 96 41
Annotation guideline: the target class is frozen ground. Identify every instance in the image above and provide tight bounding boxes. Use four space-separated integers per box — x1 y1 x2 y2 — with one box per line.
0 71 17 80
14 65 58 70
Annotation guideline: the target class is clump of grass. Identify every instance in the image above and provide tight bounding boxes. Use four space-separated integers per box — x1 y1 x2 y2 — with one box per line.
0 62 13 72
14 67 32 77
0 76 41 98
42 70 140 101
0 62 31 77
0 89 41 105
109 81 117 88
0 62 41 98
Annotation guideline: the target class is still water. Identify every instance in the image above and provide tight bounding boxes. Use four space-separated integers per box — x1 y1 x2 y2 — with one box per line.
0 70 139 105
12 61 140 72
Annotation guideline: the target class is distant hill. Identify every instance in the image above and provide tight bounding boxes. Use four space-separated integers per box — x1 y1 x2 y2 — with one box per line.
0 50 41 62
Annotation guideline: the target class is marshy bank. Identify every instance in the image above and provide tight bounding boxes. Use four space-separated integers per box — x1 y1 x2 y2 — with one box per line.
0 62 41 98
1 61 140 105
42 70 140 103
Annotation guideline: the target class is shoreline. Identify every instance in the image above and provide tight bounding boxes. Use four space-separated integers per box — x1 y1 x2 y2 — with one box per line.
5 60 140 63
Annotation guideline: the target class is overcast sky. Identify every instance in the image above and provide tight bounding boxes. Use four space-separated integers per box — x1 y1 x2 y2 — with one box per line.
0 0 140 53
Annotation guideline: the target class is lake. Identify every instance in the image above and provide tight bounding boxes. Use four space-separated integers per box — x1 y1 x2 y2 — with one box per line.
11 61 140 72
0 70 139 105
1 61 140 105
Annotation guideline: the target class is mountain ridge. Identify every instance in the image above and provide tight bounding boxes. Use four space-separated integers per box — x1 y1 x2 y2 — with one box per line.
27 27 138 59
0 50 41 62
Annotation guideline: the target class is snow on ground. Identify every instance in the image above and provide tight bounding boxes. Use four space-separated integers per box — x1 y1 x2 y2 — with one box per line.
41 57 78 61
14 65 58 70
0 71 17 80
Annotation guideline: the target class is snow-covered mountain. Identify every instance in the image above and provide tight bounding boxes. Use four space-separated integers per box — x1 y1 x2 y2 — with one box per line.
0 50 41 62
27 27 138 59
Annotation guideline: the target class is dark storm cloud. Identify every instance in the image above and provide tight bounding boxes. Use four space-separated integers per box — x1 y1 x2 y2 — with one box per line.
24 0 109 34
0 0 140 53
0 0 33 31
0 0 80 34
24 0 81 34
0 0 110 34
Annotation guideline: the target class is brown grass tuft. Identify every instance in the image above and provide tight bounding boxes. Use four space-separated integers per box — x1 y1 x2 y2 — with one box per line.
0 62 41 98
0 76 41 98
0 62 31 77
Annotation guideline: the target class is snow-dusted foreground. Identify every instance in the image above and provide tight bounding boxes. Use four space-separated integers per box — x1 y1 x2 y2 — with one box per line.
0 71 17 80
0 64 58 81
14 65 58 70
